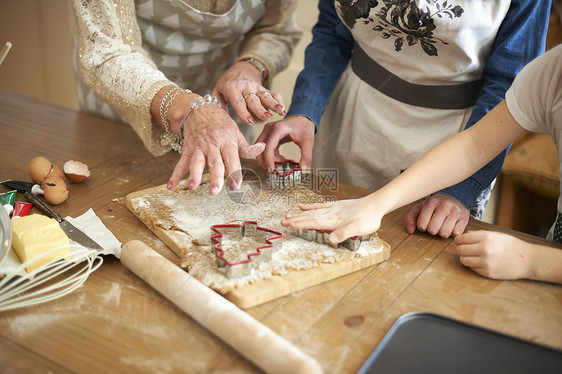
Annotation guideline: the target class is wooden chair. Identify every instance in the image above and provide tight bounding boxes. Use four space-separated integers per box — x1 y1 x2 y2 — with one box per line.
496 134 559 236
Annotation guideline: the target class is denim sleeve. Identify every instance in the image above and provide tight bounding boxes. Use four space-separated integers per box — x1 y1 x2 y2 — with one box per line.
439 0 551 209
285 0 354 129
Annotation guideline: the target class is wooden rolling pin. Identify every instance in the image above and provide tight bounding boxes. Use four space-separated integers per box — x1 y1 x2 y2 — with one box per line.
121 240 323 374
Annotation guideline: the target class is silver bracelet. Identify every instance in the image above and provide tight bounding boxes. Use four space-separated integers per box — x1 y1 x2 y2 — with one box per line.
165 94 221 154
160 87 193 151
159 86 178 131
164 88 191 129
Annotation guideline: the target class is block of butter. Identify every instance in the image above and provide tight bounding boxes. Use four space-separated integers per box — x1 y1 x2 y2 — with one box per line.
11 214 70 272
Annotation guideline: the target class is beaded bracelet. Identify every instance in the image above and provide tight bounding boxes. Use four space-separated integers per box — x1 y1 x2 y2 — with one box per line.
164 94 221 153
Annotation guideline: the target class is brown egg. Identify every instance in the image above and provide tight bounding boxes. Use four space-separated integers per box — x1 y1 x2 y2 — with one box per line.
63 160 90 183
28 157 53 184
28 157 64 184
41 176 69 205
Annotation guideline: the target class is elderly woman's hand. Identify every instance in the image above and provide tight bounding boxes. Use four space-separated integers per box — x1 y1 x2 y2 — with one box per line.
212 60 285 124
158 88 265 195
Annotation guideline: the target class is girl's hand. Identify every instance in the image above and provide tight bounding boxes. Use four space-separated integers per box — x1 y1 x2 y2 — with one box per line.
281 195 383 243
454 231 533 280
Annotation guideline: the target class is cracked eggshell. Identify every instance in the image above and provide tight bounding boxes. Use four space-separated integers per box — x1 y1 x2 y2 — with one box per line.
50 165 64 180
63 160 90 183
41 176 69 205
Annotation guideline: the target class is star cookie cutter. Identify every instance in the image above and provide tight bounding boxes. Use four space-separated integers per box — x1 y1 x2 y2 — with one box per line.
211 221 284 278
267 160 303 190
296 229 369 251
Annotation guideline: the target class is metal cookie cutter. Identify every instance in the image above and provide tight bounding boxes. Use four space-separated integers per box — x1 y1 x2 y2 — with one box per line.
267 160 303 190
296 228 369 251
211 221 284 278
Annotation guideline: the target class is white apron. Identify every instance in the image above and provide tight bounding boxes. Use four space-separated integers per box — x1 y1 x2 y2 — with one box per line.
74 0 265 139
313 0 509 213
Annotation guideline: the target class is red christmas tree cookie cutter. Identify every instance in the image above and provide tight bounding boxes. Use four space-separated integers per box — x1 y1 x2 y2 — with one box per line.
267 160 303 189
211 221 284 278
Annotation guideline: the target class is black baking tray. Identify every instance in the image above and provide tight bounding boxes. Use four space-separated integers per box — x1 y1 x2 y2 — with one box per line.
358 311 562 374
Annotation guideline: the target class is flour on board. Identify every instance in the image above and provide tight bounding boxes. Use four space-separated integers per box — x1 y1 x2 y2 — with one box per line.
129 181 387 293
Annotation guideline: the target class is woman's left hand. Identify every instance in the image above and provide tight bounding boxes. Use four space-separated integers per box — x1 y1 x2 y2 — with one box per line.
212 60 285 124
404 193 470 238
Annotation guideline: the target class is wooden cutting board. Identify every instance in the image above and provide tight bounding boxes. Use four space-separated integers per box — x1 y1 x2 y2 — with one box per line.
126 183 390 309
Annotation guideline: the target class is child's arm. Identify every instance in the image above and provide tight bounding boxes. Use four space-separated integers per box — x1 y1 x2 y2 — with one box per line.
454 231 562 284
282 101 528 243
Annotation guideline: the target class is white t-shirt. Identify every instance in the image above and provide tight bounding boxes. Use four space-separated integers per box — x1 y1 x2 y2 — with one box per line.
505 45 562 240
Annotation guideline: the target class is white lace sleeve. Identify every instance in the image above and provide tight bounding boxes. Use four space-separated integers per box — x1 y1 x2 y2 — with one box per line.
72 0 172 155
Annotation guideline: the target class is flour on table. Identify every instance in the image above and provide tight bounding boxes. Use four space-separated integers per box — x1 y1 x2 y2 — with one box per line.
129 181 387 293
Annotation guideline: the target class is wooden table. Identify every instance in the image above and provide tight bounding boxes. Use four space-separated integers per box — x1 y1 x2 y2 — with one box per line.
0 89 561 373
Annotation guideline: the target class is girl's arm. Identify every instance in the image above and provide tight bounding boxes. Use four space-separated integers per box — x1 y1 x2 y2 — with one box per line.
438 0 550 209
283 101 527 242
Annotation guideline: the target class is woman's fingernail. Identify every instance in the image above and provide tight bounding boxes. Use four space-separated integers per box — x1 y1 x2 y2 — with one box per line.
281 110 286 116
229 179 238 191
210 185 219 195
167 181 174 190
247 117 255 124
264 112 273 118
188 179 196 189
